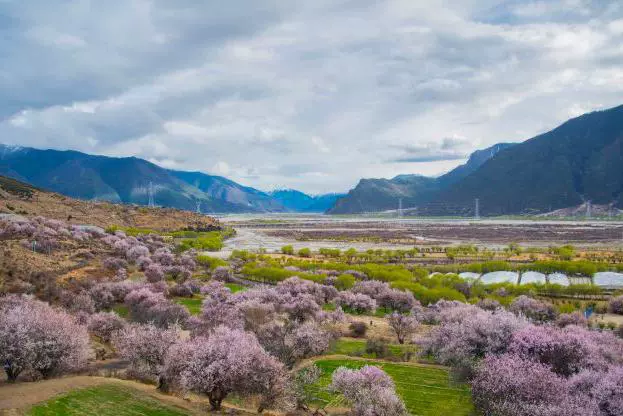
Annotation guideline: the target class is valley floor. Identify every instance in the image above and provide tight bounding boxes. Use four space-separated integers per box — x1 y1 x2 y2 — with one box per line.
219 214 623 251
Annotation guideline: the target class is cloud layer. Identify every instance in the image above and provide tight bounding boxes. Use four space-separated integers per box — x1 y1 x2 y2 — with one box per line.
2 0 623 193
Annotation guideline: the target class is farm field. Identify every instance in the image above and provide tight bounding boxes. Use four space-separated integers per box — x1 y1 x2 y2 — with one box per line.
27 384 189 416
310 358 474 416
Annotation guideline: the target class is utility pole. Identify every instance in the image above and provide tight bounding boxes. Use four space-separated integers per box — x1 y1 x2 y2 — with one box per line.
398 198 404 229
475 198 480 220
148 182 155 208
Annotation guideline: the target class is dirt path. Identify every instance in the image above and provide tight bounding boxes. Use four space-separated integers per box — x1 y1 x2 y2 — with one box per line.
0 376 258 415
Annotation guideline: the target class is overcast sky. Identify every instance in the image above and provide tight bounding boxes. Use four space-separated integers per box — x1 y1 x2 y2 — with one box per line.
2 0 623 194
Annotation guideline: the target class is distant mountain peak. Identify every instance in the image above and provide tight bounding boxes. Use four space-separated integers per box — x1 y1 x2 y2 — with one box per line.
270 188 346 212
0 144 26 157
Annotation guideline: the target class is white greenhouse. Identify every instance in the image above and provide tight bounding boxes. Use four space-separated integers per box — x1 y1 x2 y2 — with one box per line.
520 271 547 285
458 272 481 281
547 273 570 286
480 271 519 285
593 272 623 289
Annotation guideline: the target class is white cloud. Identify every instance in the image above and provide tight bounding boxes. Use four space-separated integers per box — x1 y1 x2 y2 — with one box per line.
212 161 231 176
311 136 330 153
0 0 622 193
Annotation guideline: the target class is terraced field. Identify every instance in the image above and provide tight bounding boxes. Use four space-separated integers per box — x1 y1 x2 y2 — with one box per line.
310 358 474 416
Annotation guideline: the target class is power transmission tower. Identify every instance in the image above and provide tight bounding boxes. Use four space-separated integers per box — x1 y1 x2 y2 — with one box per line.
148 182 155 208
474 198 480 220
196 200 201 214
586 200 592 219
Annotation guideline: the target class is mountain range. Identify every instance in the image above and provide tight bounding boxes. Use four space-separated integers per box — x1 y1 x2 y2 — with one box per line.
0 145 332 213
2 104 623 216
331 104 623 215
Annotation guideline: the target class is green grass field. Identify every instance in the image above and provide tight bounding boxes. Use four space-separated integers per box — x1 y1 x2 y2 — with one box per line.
224 282 246 293
310 358 474 416
329 338 415 359
112 304 129 318
173 296 203 315
28 384 189 416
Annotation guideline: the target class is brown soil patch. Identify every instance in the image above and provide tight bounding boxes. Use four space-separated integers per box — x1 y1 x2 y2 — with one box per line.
0 238 116 293
344 314 393 339
59 266 113 284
